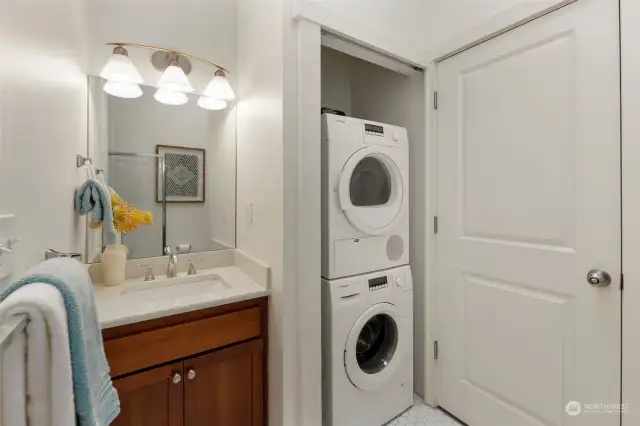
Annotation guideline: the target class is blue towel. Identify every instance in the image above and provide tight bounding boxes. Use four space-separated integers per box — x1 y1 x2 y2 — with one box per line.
0 258 120 426
75 179 118 245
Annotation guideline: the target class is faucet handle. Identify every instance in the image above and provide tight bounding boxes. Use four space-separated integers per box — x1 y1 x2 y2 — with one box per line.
187 257 204 276
187 261 197 276
136 264 155 281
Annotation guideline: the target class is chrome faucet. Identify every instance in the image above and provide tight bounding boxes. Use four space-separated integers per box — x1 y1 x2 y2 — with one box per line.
165 246 180 278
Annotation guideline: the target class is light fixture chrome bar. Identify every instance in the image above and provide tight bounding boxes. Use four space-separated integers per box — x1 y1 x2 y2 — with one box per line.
320 30 425 72
0 315 28 355
105 42 230 74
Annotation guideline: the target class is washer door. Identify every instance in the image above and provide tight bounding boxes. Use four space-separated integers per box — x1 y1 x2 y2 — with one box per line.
338 147 404 235
344 303 404 391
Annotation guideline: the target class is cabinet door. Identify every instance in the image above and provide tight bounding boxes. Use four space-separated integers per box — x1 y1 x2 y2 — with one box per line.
112 362 184 426
184 339 264 426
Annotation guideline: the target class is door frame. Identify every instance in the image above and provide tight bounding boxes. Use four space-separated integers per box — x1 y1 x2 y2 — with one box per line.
621 0 638 424
425 0 624 412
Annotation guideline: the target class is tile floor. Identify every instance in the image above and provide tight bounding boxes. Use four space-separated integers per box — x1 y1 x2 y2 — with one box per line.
386 396 464 426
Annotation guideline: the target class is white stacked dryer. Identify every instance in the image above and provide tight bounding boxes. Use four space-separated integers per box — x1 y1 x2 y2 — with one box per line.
321 114 413 426
321 114 410 279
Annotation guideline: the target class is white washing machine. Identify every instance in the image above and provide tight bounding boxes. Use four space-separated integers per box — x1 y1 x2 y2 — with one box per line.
322 114 410 280
322 265 413 426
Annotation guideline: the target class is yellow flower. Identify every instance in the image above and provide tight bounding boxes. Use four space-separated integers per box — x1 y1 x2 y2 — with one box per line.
110 192 153 234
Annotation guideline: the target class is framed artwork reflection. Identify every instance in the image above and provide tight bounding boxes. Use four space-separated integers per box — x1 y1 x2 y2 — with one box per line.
156 144 206 203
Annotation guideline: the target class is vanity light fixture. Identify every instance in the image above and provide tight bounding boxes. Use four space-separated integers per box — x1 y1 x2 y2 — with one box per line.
203 70 235 101
154 88 189 106
100 46 144 98
157 51 194 94
197 96 227 111
100 42 233 110
103 80 143 99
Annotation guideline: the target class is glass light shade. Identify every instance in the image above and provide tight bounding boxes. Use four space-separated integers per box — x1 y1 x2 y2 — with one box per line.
158 64 194 93
100 53 143 84
103 80 143 98
154 88 189 106
197 96 227 111
203 72 235 101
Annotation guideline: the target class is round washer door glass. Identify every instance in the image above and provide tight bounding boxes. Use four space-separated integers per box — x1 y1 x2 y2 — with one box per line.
338 147 405 236
356 313 398 374
345 303 405 391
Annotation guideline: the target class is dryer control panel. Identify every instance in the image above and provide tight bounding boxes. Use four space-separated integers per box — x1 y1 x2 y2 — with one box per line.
364 123 384 137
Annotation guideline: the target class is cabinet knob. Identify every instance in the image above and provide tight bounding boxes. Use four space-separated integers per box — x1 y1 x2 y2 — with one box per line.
172 373 182 384
187 369 196 380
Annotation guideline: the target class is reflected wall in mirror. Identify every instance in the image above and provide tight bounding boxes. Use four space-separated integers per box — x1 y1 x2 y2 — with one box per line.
87 76 236 262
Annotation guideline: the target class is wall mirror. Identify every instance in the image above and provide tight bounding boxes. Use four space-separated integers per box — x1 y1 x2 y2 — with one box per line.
86 76 236 262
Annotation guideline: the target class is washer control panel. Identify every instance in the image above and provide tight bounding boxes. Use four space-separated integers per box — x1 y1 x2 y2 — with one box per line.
368 275 388 291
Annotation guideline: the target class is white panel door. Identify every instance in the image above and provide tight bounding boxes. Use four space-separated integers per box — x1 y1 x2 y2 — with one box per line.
436 1 621 426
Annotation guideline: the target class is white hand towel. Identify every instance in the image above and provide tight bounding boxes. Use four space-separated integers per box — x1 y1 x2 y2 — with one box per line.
0 283 75 426
2 327 26 426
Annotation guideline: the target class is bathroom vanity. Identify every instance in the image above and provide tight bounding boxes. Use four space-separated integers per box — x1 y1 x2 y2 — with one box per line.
84 56 269 425
95 261 269 426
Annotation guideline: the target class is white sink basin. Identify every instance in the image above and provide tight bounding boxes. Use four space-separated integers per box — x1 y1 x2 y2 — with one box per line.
95 265 269 328
118 272 231 304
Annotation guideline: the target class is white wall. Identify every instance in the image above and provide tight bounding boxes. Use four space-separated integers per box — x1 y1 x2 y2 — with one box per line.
349 58 414 126
0 0 88 274
320 45 418 125
294 0 428 65
236 1 292 425
321 48 355 115
288 18 323 426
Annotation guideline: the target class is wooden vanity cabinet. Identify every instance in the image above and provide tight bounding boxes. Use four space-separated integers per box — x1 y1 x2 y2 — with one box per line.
103 297 268 426
111 362 184 426
184 340 263 426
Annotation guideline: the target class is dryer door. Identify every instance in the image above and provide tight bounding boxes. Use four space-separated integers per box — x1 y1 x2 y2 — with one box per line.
344 302 405 391
338 147 405 236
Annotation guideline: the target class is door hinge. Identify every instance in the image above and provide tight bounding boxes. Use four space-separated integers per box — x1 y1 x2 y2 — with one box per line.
433 341 439 360
433 216 438 234
433 91 438 110
621 273 624 291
